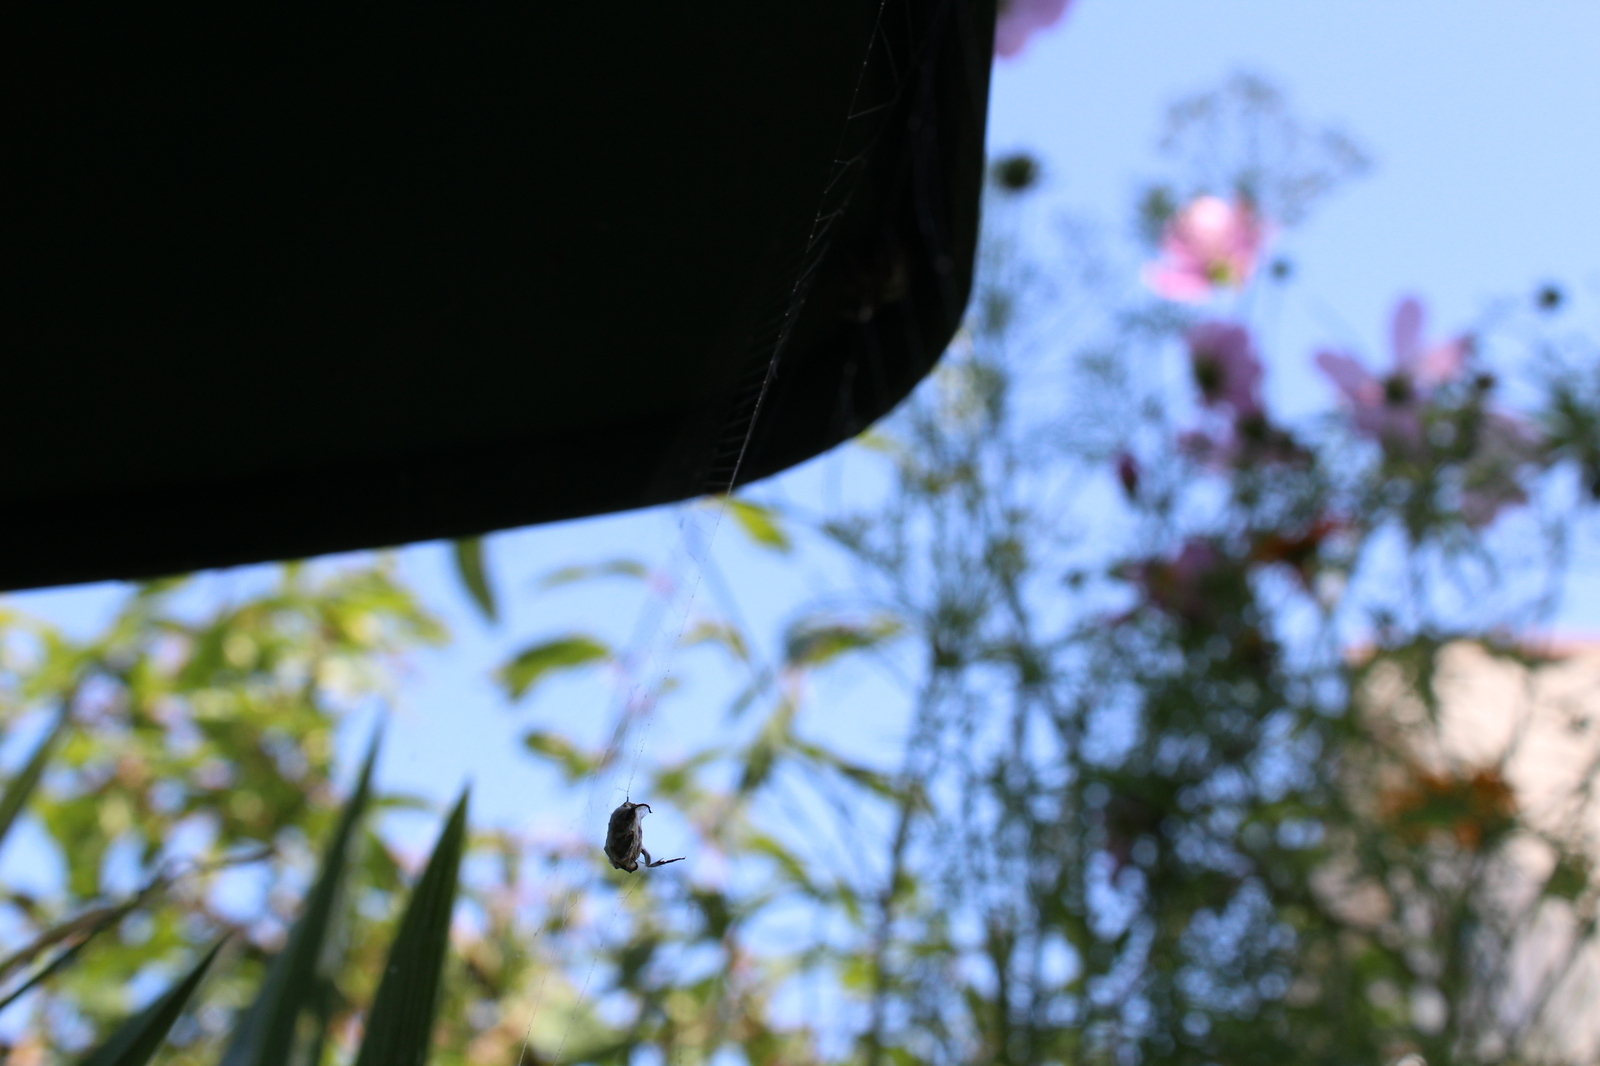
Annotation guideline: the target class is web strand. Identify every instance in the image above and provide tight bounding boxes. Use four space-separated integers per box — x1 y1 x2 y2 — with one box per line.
514 4 898 1063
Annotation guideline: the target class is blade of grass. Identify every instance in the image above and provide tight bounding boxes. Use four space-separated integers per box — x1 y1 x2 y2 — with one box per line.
0 900 128 988
300 976 343 1066
0 844 267 994
352 788 469 1066
220 732 382 1066
77 937 225 1066
0 899 134 1013
0 700 72 850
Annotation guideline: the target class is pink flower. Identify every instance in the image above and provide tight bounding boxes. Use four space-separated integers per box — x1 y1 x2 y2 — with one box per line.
1315 296 1469 450
1186 321 1263 417
994 0 1073 58
1143 197 1270 302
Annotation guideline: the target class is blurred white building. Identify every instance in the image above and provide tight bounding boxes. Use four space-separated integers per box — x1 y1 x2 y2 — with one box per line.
1401 640 1600 1064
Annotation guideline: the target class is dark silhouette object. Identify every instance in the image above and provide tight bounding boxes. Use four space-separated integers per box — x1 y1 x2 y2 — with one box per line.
605 801 684 873
5 1 996 591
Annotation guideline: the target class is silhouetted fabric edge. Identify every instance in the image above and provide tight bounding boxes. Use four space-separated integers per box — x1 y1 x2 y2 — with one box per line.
1 0 995 592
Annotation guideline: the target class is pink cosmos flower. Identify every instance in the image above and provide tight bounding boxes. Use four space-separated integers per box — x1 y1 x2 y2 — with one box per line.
1186 320 1263 417
1315 296 1469 451
1143 196 1270 302
994 0 1073 58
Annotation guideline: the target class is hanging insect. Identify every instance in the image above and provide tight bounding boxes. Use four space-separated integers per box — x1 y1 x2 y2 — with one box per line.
604 800 684 872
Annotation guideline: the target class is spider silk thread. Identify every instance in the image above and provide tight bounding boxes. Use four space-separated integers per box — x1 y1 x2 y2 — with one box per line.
515 4 898 1063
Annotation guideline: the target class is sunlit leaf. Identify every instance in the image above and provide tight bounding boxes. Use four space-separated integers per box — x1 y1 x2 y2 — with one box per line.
720 497 792 553
77 937 225 1066
220 732 380 1066
538 560 649 589
682 619 751 662
352 789 469 1066
523 730 598 782
450 538 498 624
783 615 903 668
500 636 611 699
853 429 902 454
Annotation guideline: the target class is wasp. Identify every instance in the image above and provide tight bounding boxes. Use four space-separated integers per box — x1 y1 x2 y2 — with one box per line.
604 800 684 872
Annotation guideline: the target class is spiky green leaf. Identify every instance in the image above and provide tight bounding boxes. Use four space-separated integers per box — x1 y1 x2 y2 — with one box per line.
78 938 225 1066
220 733 381 1066
352 789 469 1066
0 701 71 850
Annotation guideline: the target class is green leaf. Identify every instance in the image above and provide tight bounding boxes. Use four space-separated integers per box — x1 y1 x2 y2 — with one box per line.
352 789 469 1066
682 619 751 663
450 538 498 623
738 699 796 794
743 832 818 896
783 615 903 668
721 497 792 552
522 730 598 782
219 732 381 1066
500 636 610 699
1545 854 1591 901
538 559 649 589
0 701 72 851
78 937 225 1066
853 429 902 455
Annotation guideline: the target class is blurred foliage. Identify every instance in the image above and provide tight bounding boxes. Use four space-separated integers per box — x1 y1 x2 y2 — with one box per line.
0 563 448 1060
1 73 1598 1066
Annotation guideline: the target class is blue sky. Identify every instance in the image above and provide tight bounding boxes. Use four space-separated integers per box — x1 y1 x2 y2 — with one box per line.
6 0 1600 851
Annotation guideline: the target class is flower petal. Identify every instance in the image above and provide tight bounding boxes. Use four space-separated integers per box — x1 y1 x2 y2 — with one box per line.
1315 350 1379 406
1186 320 1263 415
1142 263 1212 303
1391 296 1424 371
1414 338 1469 388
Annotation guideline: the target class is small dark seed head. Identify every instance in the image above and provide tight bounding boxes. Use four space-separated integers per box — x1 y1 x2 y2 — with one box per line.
991 153 1040 193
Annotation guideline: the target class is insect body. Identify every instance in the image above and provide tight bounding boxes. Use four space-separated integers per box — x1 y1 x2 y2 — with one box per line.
604 800 684 872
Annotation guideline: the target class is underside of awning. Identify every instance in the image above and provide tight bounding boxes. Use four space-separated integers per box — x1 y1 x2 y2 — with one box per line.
5 1 996 591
